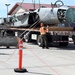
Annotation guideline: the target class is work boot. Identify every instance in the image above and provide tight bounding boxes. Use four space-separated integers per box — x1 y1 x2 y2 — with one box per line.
46 47 49 49
42 47 45 49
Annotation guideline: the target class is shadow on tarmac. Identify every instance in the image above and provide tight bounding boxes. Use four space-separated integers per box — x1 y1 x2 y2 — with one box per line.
28 72 52 75
56 43 75 50
0 53 10 55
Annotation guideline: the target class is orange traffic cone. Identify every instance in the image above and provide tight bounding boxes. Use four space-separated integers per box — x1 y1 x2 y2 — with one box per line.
14 39 27 73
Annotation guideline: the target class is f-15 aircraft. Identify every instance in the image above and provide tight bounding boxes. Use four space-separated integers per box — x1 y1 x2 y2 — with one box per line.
1 0 75 27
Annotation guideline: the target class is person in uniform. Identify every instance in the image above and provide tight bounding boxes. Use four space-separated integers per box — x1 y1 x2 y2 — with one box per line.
40 23 49 49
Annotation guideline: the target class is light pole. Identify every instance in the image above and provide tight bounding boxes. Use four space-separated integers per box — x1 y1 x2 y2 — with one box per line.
5 4 10 22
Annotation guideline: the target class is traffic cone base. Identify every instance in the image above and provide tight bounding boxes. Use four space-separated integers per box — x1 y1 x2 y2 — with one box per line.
14 68 28 73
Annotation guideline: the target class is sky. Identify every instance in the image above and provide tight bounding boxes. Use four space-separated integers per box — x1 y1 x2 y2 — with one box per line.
0 0 75 18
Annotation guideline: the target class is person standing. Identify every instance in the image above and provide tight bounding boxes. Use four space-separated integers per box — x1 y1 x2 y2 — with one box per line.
40 23 49 49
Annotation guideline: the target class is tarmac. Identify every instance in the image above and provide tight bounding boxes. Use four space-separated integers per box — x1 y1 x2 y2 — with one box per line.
0 42 75 75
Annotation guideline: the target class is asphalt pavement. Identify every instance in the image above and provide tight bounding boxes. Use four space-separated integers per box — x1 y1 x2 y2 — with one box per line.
0 42 75 75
